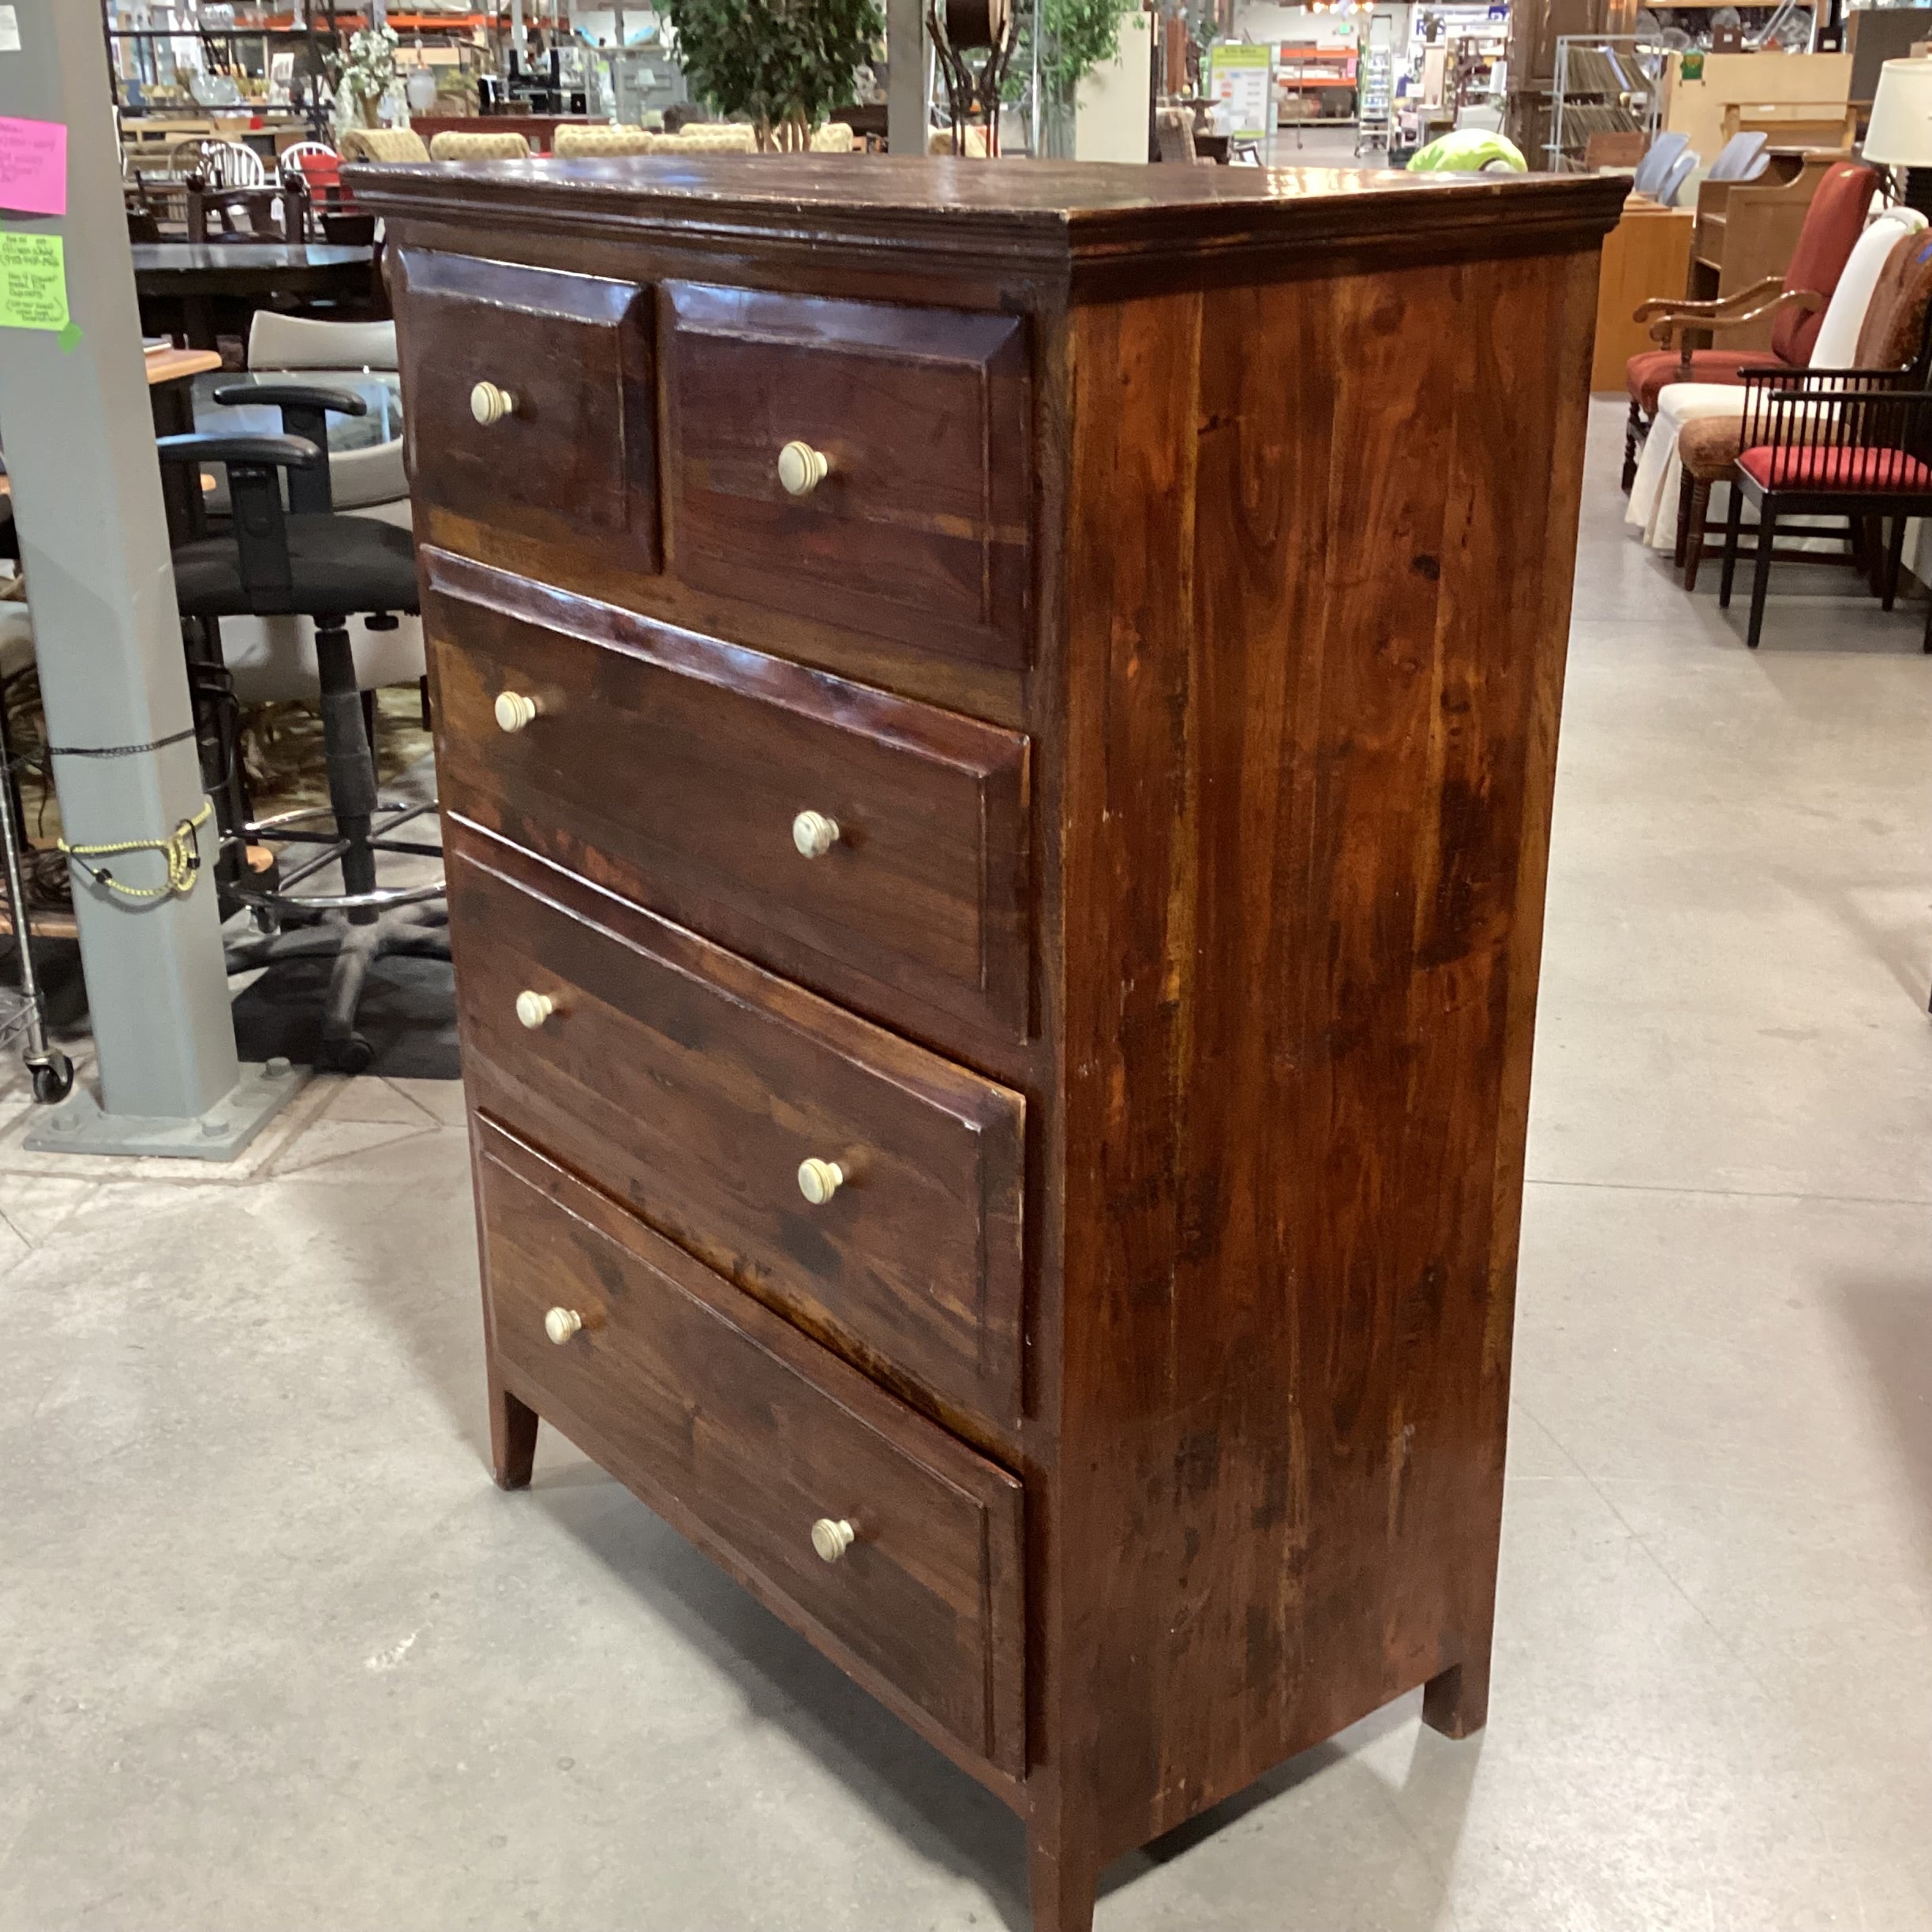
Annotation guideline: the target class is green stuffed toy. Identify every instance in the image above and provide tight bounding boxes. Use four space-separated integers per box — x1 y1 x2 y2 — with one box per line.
1406 130 1529 174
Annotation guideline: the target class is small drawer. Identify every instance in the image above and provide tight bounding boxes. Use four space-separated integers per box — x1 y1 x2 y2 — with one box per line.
448 824 1028 1434
662 282 1030 670
392 249 659 571
426 548 1032 1044
475 1116 1027 1777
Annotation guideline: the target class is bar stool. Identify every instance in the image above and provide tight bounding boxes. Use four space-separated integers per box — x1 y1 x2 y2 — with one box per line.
157 384 447 1074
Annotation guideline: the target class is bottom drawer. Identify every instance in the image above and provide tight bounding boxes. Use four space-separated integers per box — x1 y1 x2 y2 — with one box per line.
474 1114 1027 1779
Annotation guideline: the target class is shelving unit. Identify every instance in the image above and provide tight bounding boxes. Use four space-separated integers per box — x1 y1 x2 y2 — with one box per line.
1275 44 1357 124
1548 34 1664 170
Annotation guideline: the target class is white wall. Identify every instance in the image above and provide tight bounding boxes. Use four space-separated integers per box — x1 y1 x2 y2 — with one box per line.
1075 10 1155 163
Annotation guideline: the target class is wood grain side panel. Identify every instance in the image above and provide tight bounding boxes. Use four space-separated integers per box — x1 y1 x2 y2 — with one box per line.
446 822 1028 1440
476 1116 1028 1780
1055 250 1596 1857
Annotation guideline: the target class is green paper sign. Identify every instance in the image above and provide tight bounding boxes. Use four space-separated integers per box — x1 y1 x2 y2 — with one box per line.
0 229 69 332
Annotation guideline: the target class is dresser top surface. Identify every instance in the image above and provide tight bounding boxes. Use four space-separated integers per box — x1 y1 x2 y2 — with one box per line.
350 155 1627 270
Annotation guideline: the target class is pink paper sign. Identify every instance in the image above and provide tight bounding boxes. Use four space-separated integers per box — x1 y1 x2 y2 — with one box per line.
0 116 67 219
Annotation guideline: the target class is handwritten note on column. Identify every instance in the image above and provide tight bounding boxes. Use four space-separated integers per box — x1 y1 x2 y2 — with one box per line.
0 115 66 218
0 230 69 331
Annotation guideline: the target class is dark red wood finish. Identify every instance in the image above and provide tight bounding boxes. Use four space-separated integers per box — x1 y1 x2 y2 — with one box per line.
361 156 1627 1932
447 822 1028 1441
661 282 1032 669
391 249 660 571
425 549 1033 1046
477 1116 1028 1782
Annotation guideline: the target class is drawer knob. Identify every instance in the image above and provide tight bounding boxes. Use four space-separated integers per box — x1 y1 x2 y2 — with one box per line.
544 1306 583 1345
515 989 556 1030
777 439 829 497
471 380 518 426
811 1517 856 1563
494 691 539 733
797 1157 844 1207
792 809 841 859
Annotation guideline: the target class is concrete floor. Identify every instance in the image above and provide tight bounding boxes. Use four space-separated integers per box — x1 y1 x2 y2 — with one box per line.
4 399 1931 1930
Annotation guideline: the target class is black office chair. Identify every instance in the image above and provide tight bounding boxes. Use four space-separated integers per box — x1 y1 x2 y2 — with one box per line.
156 382 447 1074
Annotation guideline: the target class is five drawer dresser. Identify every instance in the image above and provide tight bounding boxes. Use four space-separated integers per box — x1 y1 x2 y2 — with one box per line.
356 156 1626 1930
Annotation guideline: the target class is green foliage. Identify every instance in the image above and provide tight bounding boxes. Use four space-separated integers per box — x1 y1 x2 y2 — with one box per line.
1007 0 1144 106
665 0 885 144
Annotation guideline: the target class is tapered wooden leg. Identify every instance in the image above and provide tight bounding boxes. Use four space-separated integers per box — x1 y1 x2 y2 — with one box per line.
1028 1823 1099 1932
490 1372 538 1490
1720 479 1744 607
1682 477 1712 591
1747 502 1777 649
1421 1653 1490 1740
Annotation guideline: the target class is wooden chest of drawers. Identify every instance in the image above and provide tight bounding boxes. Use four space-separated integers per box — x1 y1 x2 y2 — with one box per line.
359 155 1624 1931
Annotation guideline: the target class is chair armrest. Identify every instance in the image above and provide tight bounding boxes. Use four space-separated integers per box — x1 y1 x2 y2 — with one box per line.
1633 274 1784 324
212 381 367 419
155 432 323 471
1644 286 1823 353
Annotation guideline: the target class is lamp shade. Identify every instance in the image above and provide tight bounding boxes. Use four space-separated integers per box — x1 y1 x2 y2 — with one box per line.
1863 58 1932 168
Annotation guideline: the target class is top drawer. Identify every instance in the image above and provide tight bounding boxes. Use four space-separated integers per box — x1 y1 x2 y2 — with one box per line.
662 283 1030 671
393 249 660 572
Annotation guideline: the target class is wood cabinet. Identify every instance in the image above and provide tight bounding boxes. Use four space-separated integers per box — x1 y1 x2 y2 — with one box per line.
357 155 1624 1932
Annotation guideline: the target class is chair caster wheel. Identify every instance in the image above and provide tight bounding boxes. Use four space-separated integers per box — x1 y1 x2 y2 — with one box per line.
320 1033 374 1076
29 1052 74 1105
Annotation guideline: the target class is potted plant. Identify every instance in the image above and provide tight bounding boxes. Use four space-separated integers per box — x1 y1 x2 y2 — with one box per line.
663 0 884 151
328 24 401 134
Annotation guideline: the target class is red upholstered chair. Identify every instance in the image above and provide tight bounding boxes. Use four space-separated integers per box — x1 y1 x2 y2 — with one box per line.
1621 159 1878 489
1717 368 1932 649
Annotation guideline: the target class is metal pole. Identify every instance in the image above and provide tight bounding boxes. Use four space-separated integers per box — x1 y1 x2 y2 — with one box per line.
0 0 305 1155
888 0 927 154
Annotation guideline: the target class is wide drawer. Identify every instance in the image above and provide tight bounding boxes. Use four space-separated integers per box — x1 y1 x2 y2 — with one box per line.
661 282 1030 670
392 249 659 572
425 548 1032 1044
448 823 1027 1433
475 1116 1027 1778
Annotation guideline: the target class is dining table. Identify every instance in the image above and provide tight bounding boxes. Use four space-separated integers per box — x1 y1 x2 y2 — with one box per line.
129 241 377 350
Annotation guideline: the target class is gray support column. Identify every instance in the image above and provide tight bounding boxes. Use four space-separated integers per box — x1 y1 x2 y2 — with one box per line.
888 0 927 155
0 1 303 1155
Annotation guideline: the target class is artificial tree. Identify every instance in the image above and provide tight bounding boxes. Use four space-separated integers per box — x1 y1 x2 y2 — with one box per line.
665 0 885 150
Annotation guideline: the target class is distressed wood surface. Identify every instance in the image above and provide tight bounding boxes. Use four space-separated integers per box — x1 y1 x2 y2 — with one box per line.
447 821 1028 1445
375 161 1617 1932
477 1116 1028 1784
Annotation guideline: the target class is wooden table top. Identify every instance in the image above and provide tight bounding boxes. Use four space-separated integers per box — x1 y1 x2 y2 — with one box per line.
146 346 223 387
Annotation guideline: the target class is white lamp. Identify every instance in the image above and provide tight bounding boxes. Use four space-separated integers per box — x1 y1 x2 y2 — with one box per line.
1863 57 1932 218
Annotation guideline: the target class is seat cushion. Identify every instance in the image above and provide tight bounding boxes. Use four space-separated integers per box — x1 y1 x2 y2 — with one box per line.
1737 443 1932 492
1627 348 1788 414
172 511 419 619
1679 415 1745 480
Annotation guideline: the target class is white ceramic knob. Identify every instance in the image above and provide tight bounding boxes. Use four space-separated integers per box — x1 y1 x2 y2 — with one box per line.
515 990 556 1030
792 809 840 859
777 439 829 496
797 1157 844 1207
811 1517 856 1563
494 691 538 732
471 379 517 426
545 1306 582 1345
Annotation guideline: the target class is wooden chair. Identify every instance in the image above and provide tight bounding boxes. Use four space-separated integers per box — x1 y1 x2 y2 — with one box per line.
1673 227 1932 590
1717 371 1932 648
1622 159 1878 489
